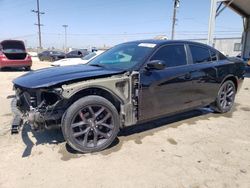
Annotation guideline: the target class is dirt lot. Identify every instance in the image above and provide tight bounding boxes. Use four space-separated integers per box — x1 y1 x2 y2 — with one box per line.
0 59 250 188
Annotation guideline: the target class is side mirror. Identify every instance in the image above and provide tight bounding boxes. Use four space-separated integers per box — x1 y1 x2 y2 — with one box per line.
145 60 166 70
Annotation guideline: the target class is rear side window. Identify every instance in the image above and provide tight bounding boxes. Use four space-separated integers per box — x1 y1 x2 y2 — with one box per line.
218 52 227 60
150 44 187 67
189 45 211 63
210 50 217 61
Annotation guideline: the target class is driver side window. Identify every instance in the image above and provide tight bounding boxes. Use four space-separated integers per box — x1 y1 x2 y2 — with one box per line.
150 44 187 68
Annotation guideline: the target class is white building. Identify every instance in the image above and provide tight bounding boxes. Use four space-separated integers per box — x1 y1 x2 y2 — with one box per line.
188 37 241 57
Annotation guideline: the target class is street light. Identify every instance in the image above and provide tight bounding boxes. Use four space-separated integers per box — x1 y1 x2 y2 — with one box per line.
171 0 180 40
62 25 68 52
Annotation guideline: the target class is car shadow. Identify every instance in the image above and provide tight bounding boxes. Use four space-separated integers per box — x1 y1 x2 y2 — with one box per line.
119 108 211 137
21 125 64 157
0 67 32 72
20 107 213 157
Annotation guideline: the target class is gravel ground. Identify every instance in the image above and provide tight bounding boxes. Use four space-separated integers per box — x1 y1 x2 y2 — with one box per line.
0 60 250 188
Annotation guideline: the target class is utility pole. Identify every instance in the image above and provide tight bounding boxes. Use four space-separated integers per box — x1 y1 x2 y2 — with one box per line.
62 25 68 52
32 0 44 49
171 0 180 40
207 0 217 46
207 0 233 46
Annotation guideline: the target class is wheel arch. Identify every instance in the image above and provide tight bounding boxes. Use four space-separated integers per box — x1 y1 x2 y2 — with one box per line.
221 75 238 92
66 87 123 113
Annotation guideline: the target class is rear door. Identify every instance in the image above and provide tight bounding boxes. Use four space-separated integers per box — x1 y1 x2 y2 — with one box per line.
187 44 218 106
139 43 196 121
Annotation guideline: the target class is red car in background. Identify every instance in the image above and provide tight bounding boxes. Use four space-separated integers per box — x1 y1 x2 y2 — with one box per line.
0 40 32 71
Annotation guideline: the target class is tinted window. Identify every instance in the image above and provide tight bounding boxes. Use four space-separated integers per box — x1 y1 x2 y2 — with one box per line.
51 51 64 55
69 51 75 55
68 51 77 55
218 52 227 60
150 44 187 67
190 45 211 63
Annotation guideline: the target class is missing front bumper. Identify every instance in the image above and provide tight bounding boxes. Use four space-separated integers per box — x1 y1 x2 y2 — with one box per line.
11 98 23 134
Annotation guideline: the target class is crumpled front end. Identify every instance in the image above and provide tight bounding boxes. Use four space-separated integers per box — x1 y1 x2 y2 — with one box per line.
11 84 65 132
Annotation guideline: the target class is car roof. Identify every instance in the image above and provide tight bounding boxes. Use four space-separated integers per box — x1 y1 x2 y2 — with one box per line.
124 39 215 49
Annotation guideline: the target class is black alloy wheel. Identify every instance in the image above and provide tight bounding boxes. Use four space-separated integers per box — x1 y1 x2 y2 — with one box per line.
62 96 120 153
212 80 236 113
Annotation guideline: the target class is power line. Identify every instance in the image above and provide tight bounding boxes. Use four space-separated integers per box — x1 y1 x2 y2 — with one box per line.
42 30 242 37
31 0 44 49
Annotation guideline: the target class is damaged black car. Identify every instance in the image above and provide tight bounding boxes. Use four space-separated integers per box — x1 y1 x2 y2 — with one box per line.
11 40 245 153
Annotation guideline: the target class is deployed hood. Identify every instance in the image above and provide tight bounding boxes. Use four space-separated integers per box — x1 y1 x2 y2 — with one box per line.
51 58 87 66
13 65 124 89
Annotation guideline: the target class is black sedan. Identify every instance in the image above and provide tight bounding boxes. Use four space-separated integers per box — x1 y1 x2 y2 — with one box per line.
38 50 66 62
12 40 245 153
66 49 89 58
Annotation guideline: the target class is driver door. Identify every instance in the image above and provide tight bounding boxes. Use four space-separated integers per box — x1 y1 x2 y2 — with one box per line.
138 44 195 121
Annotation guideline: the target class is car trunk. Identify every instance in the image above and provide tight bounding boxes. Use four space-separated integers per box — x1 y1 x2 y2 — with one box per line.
0 40 27 60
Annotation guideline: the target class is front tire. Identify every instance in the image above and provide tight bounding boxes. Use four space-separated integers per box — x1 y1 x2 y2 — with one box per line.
61 96 120 153
211 80 236 113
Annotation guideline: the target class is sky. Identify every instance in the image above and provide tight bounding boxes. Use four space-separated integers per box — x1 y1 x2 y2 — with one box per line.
0 0 244 49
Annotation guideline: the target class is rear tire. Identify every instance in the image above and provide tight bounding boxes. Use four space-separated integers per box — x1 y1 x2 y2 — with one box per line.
49 57 55 62
24 66 31 71
211 80 236 113
61 95 120 153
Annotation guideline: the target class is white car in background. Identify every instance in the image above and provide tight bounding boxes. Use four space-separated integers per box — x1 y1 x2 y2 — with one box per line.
51 50 105 66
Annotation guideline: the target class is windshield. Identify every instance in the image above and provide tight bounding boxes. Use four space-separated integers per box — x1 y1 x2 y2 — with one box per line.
88 43 155 70
82 52 97 60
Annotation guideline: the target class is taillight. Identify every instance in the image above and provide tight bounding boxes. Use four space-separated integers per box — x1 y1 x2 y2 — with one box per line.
0 52 7 60
26 55 32 61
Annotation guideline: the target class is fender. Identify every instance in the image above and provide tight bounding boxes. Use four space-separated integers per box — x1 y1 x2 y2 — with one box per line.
61 72 139 127
220 74 238 90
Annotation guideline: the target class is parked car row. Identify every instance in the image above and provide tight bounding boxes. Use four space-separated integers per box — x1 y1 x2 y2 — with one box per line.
38 49 89 62
0 39 105 70
51 50 105 66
